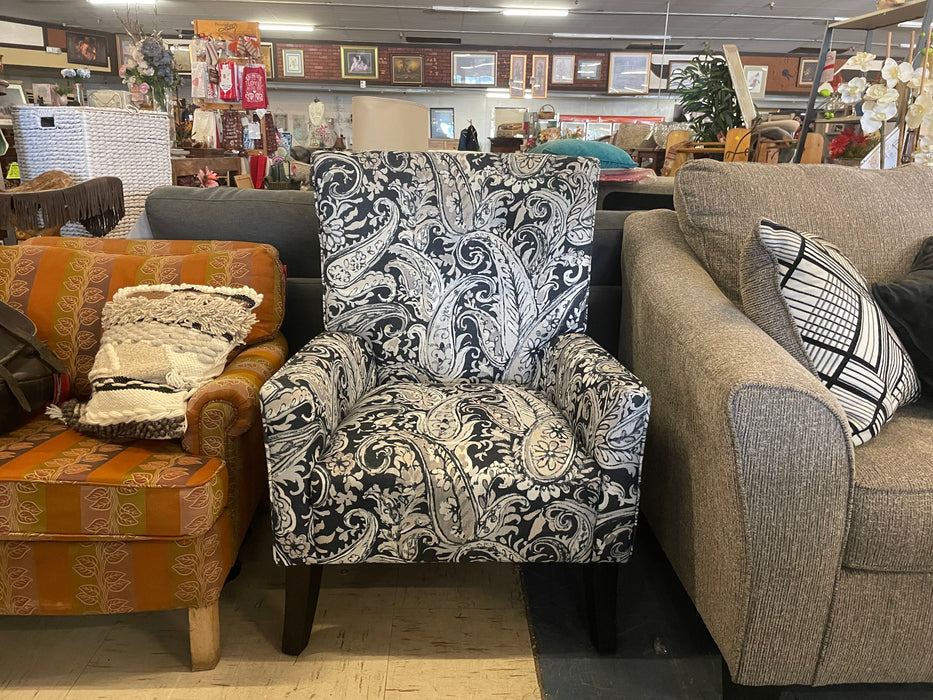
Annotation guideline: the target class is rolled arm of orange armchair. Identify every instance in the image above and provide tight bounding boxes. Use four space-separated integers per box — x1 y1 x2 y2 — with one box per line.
183 333 289 454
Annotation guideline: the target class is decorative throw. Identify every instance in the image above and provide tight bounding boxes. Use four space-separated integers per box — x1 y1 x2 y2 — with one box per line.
49 284 262 440
742 219 920 445
872 236 933 395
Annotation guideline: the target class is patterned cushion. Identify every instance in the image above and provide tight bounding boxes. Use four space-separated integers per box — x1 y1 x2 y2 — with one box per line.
0 244 284 399
312 151 600 386
286 380 601 564
52 284 261 441
741 220 920 445
0 416 226 538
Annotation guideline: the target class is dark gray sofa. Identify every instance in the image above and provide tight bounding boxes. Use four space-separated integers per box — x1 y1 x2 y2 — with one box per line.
144 186 633 358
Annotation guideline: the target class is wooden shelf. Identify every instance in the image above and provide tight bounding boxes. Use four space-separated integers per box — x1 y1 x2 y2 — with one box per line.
830 0 928 31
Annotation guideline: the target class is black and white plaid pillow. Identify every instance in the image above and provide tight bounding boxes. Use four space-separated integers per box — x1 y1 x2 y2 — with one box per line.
755 220 920 446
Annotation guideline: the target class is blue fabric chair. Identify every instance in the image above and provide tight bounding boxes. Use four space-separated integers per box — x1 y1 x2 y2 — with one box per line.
260 151 650 655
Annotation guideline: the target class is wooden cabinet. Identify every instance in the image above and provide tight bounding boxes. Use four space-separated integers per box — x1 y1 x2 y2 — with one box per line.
489 137 523 153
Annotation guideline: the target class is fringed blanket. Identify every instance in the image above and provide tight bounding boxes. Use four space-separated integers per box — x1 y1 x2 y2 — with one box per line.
0 175 125 237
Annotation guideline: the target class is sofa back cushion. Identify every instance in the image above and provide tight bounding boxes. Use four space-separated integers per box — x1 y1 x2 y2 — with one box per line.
1 243 284 398
675 160 933 305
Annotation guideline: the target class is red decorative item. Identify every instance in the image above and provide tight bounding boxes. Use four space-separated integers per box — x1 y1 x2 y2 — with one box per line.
218 60 238 101
241 66 268 110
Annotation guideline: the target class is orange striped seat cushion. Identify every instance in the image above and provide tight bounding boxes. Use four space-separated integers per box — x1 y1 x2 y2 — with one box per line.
1 243 285 398
0 417 226 539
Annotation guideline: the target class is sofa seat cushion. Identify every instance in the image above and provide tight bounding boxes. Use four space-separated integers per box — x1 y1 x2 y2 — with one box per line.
0 416 226 539
3 243 285 398
844 399 933 572
308 381 601 563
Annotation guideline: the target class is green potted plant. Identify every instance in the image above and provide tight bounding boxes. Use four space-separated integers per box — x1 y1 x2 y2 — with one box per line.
671 44 743 143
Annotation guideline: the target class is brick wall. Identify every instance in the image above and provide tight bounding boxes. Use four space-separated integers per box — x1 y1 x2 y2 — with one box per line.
274 40 816 94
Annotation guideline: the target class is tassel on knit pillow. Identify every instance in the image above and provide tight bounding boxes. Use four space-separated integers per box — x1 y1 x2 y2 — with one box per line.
49 284 262 440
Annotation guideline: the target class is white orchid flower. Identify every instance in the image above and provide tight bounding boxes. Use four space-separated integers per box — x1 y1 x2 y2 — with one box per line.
841 76 868 103
860 100 898 133
843 51 877 72
906 90 933 129
913 136 933 165
881 58 900 87
864 83 900 104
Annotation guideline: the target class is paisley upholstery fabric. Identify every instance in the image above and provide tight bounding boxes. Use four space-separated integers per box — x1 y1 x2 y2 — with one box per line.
263 152 650 567
313 151 600 387
0 416 225 538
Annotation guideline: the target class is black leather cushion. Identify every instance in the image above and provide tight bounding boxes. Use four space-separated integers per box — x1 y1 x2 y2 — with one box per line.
873 237 933 395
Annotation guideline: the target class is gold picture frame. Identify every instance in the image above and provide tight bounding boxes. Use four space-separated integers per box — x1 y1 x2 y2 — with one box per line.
531 54 549 98
608 52 651 95
341 46 378 79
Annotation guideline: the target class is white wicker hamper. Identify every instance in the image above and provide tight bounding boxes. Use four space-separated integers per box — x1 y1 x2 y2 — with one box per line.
11 106 172 237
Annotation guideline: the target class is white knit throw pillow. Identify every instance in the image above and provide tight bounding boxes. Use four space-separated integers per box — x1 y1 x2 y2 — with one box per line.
49 284 262 440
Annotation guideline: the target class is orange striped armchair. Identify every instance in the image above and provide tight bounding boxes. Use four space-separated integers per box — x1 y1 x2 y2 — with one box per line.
0 238 287 670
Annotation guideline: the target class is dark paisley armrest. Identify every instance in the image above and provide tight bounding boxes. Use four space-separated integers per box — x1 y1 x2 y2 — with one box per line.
259 331 376 563
542 333 651 560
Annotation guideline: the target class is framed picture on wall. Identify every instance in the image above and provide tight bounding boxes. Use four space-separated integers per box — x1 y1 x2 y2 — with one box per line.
116 35 135 74
430 107 455 139
552 55 575 84
341 46 378 79
282 49 304 77
167 39 192 74
745 65 768 98
260 43 275 78
531 54 548 98
509 54 526 98
798 57 819 86
576 59 602 81
65 31 109 68
452 52 497 86
392 55 423 84
608 52 651 94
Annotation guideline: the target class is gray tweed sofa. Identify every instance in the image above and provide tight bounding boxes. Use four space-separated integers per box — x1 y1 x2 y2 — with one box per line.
622 160 933 691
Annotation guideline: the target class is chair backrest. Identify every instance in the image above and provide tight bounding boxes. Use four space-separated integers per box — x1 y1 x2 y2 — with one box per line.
313 151 600 386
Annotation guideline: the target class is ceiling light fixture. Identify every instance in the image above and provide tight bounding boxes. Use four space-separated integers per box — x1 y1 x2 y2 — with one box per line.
258 23 315 32
502 9 569 17
432 6 501 13
553 32 671 40
87 0 156 4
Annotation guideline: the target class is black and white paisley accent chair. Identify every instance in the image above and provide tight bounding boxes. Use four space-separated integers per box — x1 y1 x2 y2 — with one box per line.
260 151 651 655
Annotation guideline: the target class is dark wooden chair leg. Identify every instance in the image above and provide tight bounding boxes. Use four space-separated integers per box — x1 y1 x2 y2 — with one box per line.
583 562 618 654
721 658 785 700
282 564 323 656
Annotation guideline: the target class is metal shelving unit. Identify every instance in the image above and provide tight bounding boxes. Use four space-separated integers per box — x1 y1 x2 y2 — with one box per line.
793 0 933 163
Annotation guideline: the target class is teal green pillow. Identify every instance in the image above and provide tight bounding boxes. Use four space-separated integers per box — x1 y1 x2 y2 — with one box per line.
530 139 637 169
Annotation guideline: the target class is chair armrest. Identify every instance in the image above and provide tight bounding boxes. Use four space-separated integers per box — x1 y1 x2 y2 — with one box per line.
623 210 854 685
542 333 650 561
260 331 376 563
182 333 289 456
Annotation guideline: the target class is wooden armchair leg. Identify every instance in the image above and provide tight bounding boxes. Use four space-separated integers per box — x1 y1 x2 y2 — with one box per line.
282 564 324 656
188 601 221 671
584 562 619 654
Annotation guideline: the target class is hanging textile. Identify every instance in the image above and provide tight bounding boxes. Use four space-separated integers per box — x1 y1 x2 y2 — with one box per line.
221 110 244 151
218 60 238 101
241 66 268 110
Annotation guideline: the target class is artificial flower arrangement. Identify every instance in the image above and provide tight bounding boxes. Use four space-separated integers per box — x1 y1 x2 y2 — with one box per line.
828 127 881 161
196 167 219 188
118 14 180 110
818 49 933 165
54 67 90 99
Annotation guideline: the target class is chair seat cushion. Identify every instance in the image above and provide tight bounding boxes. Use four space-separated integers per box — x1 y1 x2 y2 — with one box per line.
0 417 226 539
844 399 933 572
310 381 601 563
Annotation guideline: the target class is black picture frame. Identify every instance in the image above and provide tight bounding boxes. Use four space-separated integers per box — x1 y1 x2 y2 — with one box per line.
430 107 455 139
65 31 109 68
576 59 602 81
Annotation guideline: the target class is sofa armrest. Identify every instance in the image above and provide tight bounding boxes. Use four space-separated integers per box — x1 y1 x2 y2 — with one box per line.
623 210 854 686
260 331 376 564
182 333 289 455
542 333 650 561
